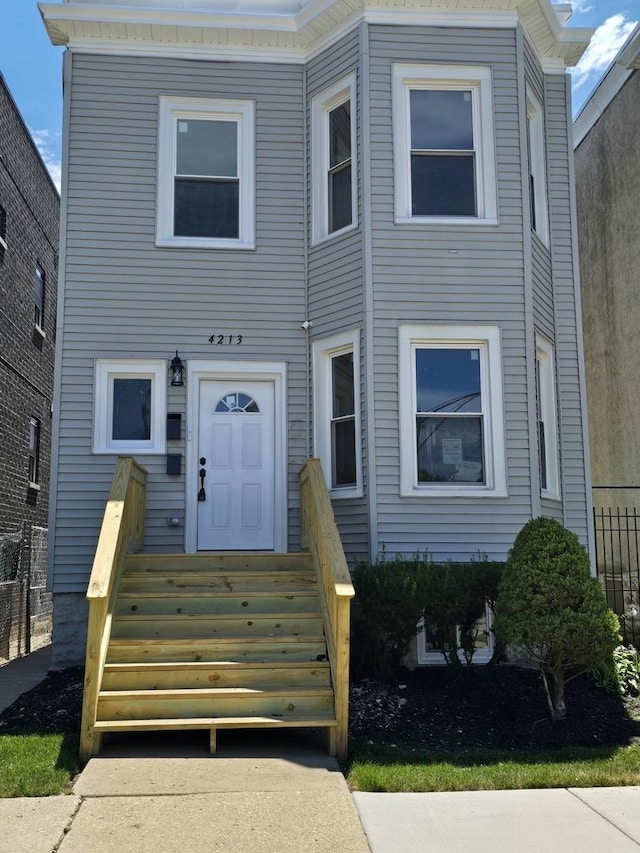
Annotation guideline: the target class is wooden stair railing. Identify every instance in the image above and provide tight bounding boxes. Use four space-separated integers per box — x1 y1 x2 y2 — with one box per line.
300 458 355 763
79 457 147 762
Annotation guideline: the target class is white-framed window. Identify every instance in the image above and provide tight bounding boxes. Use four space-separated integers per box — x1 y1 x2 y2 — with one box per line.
156 96 255 250
526 86 549 246
34 264 45 334
311 74 357 244
399 325 507 497
312 329 362 498
93 359 167 454
417 602 495 666
392 63 497 225
535 334 560 499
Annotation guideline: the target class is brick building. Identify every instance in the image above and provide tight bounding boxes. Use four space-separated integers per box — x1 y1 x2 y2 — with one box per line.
0 74 59 540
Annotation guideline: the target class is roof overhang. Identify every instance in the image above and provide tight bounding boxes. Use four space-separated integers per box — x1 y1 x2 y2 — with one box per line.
39 0 593 68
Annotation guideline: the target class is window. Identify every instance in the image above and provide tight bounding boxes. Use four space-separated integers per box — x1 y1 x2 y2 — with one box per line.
418 602 495 665
392 64 497 224
28 417 41 486
526 87 549 245
34 265 45 332
157 97 255 249
0 205 6 257
313 330 362 498
311 75 357 243
399 325 507 496
535 335 560 498
93 359 166 454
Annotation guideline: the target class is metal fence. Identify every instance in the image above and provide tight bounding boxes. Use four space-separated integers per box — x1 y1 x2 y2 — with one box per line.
593 505 640 647
0 524 52 663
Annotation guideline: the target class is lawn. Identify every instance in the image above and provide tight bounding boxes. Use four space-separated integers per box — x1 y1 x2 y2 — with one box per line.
0 732 80 797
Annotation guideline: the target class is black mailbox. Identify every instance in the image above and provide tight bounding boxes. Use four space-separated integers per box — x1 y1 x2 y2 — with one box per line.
167 413 181 440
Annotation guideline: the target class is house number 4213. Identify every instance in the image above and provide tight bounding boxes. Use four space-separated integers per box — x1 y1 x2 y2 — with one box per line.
208 334 243 345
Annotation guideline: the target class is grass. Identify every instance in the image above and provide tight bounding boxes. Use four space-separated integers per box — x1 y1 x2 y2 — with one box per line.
0 731 80 797
347 741 640 792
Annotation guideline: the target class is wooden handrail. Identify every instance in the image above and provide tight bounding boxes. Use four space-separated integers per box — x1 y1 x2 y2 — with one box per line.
300 458 354 763
79 457 147 762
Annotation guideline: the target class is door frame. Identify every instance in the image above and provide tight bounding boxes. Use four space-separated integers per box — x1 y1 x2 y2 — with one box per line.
185 360 287 553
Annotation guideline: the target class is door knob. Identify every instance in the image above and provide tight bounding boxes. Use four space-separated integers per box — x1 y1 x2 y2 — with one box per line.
198 466 206 502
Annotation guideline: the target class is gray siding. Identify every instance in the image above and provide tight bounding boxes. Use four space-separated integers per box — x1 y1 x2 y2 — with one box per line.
53 53 308 592
368 25 531 560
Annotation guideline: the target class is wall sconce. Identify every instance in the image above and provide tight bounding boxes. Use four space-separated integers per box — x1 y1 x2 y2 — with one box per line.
170 351 185 387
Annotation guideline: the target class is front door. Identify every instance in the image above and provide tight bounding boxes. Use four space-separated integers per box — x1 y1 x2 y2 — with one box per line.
197 379 275 550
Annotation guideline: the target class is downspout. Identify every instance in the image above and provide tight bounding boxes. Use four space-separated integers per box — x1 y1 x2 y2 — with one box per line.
302 61 312 460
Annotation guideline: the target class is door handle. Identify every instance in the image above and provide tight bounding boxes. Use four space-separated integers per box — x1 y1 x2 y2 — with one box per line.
198 458 206 501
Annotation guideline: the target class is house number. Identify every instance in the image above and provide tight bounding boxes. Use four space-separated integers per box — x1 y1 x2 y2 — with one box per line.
208 334 243 345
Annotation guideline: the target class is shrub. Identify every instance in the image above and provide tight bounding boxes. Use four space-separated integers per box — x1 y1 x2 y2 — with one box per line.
494 516 620 720
593 645 640 696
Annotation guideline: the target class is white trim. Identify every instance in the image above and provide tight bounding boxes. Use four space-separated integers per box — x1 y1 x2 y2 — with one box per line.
312 330 363 499
526 85 549 247
311 74 358 245
392 63 498 225
417 601 495 666
156 96 255 250
399 324 507 497
93 359 167 454
535 334 560 500
185 360 287 553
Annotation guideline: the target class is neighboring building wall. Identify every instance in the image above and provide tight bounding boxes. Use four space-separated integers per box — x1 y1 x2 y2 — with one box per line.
576 71 640 513
0 75 59 538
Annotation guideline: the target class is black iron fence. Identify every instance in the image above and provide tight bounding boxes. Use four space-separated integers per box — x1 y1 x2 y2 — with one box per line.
593 502 640 647
0 523 51 663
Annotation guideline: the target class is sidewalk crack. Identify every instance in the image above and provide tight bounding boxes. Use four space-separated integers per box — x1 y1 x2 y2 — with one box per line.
51 795 83 852
568 788 640 848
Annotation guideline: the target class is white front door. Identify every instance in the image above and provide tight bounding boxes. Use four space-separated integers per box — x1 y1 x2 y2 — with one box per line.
197 380 275 550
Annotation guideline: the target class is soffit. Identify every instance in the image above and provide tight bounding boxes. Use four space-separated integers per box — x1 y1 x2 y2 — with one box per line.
39 0 593 67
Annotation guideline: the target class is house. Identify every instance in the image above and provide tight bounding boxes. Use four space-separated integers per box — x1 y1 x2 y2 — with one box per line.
574 24 640 636
40 0 593 758
0 73 59 657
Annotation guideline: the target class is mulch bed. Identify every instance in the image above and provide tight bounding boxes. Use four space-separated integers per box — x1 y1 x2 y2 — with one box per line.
2 662 640 752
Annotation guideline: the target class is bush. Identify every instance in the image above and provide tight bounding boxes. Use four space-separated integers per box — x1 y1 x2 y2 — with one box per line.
593 645 640 696
494 516 620 720
351 552 505 678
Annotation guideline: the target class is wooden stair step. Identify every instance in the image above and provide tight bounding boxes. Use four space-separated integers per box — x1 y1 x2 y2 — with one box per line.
97 687 335 720
123 553 315 574
102 660 331 690
92 715 337 732
106 637 329 664
114 591 321 616
110 613 324 639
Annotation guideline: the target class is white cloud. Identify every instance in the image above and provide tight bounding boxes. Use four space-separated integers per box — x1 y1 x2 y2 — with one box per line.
570 14 638 90
570 0 594 12
29 127 62 193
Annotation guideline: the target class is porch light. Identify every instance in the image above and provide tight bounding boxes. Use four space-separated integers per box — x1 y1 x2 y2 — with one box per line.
170 351 185 387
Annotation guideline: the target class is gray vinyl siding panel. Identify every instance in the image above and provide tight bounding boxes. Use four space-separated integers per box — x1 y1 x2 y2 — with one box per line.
53 53 308 592
307 28 369 562
367 25 530 561
545 74 589 544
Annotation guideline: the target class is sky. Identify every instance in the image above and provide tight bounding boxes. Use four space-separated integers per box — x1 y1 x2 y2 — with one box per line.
0 1 638 191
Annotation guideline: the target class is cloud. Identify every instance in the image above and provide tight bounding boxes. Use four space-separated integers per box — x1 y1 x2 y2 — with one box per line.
570 0 594 12
29 127 62 192
570 14 638 91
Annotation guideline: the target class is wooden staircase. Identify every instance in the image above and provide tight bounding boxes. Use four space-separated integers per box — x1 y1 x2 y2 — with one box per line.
79 458 353 763
92 552 337 751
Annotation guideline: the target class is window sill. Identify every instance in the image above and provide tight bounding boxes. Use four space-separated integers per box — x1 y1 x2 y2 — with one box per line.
395 215 499 227
33 325 46 341
329 485 363 500
27 482 41 492
156 236 255 251
401 484 508 498
541 489 561 502
93 446 166 455
311 222 358 248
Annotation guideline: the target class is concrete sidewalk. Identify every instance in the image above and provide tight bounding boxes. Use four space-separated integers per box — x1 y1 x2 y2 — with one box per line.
3 653 640 852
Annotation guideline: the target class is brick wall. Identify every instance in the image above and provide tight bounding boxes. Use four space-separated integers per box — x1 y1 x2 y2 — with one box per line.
0 75 59 537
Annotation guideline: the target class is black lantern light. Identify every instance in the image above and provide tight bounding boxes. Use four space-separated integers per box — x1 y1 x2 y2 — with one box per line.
170 350 185 387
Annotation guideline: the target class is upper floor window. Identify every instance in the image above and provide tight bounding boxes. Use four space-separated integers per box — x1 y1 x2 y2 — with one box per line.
311 75 357 244
526 86 549 246
34 265 45 334
28 417 41 487
156 97 255 250
0 205 7 258
392 64 497 225
399 325 507 497
93 359 166 454
313 329 362 498
535 334 560 498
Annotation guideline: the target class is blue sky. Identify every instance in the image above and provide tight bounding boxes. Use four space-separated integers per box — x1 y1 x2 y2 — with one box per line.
1 1 638 190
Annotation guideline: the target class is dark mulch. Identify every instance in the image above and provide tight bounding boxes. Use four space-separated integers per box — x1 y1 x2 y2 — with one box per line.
2 662 640 752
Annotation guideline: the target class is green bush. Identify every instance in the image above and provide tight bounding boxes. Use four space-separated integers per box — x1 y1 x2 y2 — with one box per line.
494 516 620 720
351 552 504 677
593 645 640 696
